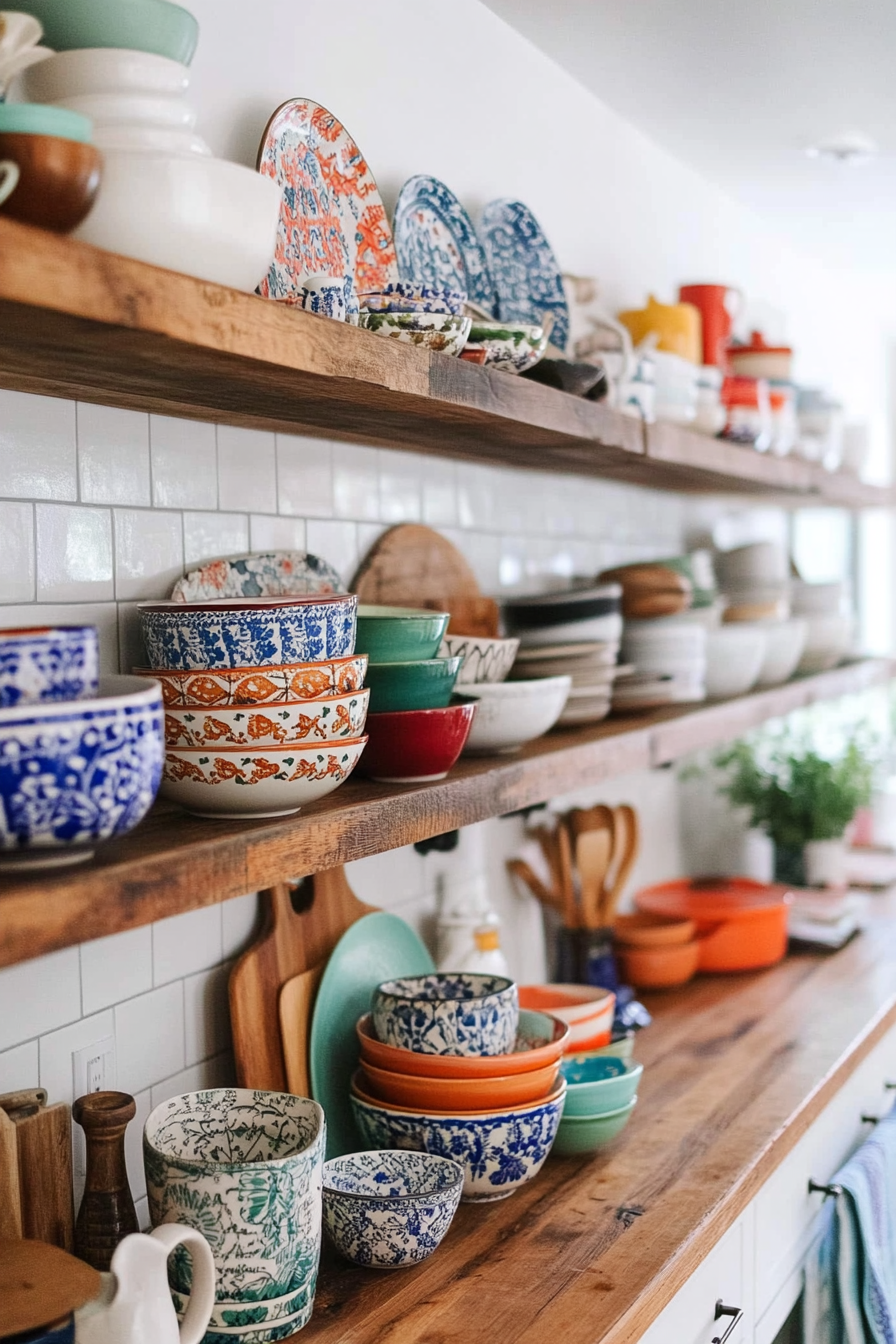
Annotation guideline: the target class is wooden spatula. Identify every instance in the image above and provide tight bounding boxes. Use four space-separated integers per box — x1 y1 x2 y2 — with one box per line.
605 804 641 925
279 962 325 1097
575 828 614 930
506 858 564 914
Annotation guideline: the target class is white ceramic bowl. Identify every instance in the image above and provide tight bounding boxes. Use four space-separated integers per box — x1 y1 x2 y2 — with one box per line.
790 580 848 616
19 47 191 100
716 541 789 587
160 736 366 818
163 688 369 748
704 625 767 699
754 619 808 687
73 149 282 291
796 614 854 675
461 676 571 754
440 634 519 685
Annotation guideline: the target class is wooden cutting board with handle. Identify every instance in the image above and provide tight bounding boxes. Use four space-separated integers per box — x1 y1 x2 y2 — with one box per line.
352 524 499 637
0 1091 74 1250
230 868 373 1093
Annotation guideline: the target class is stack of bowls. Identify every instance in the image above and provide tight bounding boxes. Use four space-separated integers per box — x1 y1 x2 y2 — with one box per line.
715 542 810 688
0 624 163 869
790 580 854 674
351 976 568 1202
511 641 624 725
137 594 368 817
716 542 791 623
553 1052 642 1156
612 912 699 989
355 606 476 782
617 618 707 709
357 283 472 356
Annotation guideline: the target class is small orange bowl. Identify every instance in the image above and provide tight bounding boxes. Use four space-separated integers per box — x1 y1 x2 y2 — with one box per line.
359 1057 561 1112
352 1070 566 1118
356 1010 569 1079
615 940 699 990
613 912 696 948
518 984 615 1053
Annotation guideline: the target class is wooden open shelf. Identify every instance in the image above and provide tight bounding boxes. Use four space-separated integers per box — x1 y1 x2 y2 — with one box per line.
0 219 890 507
0 657 890 971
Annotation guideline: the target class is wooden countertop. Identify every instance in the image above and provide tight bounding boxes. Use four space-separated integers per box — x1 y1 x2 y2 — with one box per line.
303 891 896 1344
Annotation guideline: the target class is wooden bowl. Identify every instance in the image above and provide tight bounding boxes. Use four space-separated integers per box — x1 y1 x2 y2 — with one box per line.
615 940 699 989
613 911 696 948
0 132 101 233
359 1057 561 1112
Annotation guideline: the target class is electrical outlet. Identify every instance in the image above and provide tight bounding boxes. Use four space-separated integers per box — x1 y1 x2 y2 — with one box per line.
72 1036 116 1188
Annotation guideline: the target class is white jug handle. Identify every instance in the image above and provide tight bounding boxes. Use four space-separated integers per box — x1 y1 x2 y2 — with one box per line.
0 160 20 209
150 1224 216 1344
589 309 636 385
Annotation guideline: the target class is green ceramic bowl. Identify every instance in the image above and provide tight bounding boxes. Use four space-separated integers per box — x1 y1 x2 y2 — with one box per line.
560 1059 643 1118
0 103 92 143
572 1033 636 1064
355 606 450 664
365 657 461 714
17 0 200 64
551 1097 637 1156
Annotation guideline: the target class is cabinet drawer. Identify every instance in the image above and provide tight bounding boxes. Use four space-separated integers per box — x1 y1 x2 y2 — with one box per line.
638 1215 750 1344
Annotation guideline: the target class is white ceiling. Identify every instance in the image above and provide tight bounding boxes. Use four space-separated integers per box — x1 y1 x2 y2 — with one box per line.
482 0 896 272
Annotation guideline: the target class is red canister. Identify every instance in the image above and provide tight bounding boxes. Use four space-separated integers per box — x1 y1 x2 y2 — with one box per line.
678 283 742 368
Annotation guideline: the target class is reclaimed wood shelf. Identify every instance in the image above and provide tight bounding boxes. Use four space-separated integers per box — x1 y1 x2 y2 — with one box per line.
301 888 896 1344
0 657 890 971
0 219 889 508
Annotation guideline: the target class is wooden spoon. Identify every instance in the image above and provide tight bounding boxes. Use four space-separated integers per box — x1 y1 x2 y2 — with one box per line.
506 858 564 914
575 828 614 930
556 819 579 929
606 804 641 926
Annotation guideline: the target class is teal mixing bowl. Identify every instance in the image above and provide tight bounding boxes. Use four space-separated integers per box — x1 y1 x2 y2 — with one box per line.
17 0 200 64
355 606 449 663
560 1058 643 1117
552 1097 637 1156
0 103 91 143
365 657 461 713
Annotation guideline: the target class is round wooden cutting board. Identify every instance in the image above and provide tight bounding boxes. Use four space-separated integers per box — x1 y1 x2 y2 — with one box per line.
351 524 499 636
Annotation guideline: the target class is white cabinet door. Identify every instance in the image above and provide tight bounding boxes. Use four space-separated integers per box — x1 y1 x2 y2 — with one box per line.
638 1214 752 1344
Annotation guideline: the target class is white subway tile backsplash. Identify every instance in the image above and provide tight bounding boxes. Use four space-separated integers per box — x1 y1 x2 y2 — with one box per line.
115 982 184 1095
0 391 77 500
249 514 307 552
150 416 218 510
0 1039 39 1092
114 509 183 600
0 949 81 1053
80 926 153 1016
38 1009 114 1106
305 519 359 589
117 601 147 674
125 1088 151 1201
217 426 277 514
36 504 114 602
77 404 151 507
184 963 231 1067
421 456 458 527
277 434 333 518
153 905 223 986
0 602 119 670
182 511 249 567
0 502 35 602
221 893 260 959
378 449 422 523
149 1052 233 1110
333 442 379 520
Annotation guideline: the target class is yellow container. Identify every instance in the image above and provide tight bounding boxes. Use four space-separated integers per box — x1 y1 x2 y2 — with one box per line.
617 294 702 364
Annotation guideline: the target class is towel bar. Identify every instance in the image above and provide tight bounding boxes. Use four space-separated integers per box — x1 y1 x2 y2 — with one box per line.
808 1179 843 1198
711 1301 743 1344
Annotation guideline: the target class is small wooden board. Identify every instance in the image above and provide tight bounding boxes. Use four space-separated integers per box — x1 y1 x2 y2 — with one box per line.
14 1103 74 1251
352 524 499 636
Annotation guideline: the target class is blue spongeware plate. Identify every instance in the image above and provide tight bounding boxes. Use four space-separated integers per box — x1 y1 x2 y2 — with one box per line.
309 913 435 1159
479 198 570 353
393 174 497 315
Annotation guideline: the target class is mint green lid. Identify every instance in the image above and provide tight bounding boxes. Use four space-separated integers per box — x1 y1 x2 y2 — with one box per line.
0 103 93 144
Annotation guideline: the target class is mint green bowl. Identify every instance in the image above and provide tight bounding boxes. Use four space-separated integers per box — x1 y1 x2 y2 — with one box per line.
551 1097 637 1156
16 0 200 64
560 1059 643 1117
0 103 92 143
355 606 450 664
365 657 461 714
572 1033 636 1064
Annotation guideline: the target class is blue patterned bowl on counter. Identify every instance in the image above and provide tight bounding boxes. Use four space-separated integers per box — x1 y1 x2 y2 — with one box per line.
322 1149 463 1267
0 624 99 707
372 972 519 1057
350 1081 566 1202
139 594 358 670
0 674 163 870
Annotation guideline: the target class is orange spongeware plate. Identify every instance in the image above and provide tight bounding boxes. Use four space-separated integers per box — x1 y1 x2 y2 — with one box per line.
635 876 790 972
517 984 615 1053
359 1057 561 1112
356 1010 569 1079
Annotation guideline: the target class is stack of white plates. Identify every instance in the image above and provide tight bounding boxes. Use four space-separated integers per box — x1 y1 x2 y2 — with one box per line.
509 640 626 725
617 620 707 709
501 583 623 648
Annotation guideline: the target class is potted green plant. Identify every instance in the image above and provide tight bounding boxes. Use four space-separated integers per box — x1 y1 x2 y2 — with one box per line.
715 735 875 886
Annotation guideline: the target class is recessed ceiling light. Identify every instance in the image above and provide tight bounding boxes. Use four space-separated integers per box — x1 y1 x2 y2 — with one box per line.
806 133 878 166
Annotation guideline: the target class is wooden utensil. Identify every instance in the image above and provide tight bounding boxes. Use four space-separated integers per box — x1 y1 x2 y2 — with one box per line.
606 804 641 925
230 867 373 1092
0 1108 22 1239
506 858 564 914
0 1238 100 1337
13 1103 74 1250
352 524 498 636
556 819 578 929
575 828 614 931
279 962 325 1096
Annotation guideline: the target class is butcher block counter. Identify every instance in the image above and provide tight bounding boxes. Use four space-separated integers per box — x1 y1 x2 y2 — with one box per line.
302 888 896 1344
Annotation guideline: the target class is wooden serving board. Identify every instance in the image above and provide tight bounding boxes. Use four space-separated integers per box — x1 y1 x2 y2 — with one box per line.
230 868 373 1093
15 1104 74 1251
352 524 499 636
279 962 325 1097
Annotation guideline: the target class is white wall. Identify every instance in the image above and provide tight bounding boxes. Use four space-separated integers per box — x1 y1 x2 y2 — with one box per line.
0 0 890 1218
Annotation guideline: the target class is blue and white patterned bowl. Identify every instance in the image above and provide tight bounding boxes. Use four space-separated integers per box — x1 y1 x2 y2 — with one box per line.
372 973 519 1057
139 595 358 670
350 1084 566 1202
0 674 163 869
358 281 467 315
0 624 99 707
322 1149 463 1267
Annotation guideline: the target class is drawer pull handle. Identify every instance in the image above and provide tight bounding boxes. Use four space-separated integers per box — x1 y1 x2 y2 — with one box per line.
861 1114 880 1125
809 1179 843 1198
711 1301 743 1344
885 1082 896 1090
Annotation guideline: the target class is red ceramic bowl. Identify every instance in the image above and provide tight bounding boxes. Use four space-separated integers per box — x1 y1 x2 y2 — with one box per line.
359 698 477 783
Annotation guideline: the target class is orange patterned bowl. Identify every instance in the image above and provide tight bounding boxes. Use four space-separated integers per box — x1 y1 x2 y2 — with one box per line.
163 688 370 748
136 655 368 707
517 985 615 1054
358 1058 561 1112
356 1010 569 1079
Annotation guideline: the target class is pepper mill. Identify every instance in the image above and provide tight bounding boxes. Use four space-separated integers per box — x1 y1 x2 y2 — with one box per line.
72 1090 138 1271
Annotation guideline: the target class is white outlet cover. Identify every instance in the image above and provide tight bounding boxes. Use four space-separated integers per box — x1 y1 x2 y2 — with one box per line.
72 1036 117 1189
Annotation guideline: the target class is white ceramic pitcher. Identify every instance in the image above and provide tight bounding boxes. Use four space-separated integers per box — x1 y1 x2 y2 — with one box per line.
75 1224 215 1344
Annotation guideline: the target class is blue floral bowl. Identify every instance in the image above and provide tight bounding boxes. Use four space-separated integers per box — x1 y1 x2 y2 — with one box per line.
350 1082 565 1202
322 1149 463 1267
139 595 357 670
0 624 99 707
358 282 467 315
372 972 519 1057
0 675 163 869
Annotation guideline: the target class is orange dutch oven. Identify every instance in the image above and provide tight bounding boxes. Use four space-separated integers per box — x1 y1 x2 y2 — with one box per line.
634 876 791 972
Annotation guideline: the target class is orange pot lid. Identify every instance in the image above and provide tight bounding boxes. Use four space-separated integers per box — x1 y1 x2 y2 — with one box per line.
635 876 791 921
728 330 792 357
